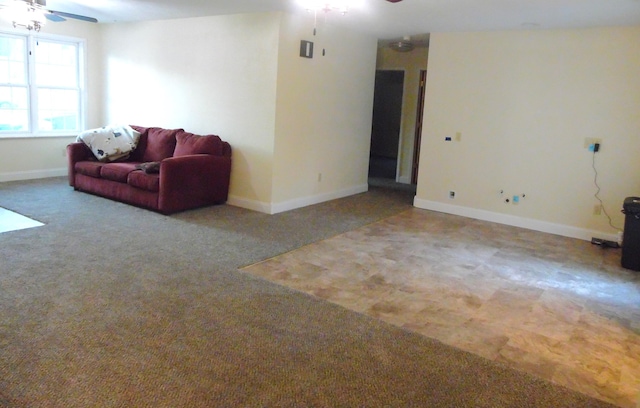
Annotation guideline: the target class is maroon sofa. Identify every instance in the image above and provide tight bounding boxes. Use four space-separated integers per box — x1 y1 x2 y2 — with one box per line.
67 126 231 214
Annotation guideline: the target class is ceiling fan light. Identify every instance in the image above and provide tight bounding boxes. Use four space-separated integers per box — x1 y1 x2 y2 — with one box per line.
391 40 414 52
299 0 351 14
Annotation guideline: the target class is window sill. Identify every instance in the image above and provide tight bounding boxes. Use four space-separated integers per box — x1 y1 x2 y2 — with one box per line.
0 133 78 140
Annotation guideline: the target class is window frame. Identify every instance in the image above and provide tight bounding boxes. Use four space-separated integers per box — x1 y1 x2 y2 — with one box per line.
0 30 86 139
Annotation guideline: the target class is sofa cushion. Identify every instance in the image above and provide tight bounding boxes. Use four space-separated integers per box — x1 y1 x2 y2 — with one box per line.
174 130 223 157
100 162 140 183
75 161 103 178
141 128 180 162
128 170 160 192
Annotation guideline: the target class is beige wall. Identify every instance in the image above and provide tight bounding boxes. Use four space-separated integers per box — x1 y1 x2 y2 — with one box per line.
376 46 428 184
415 27 640 241
100 13 282 207
0 20 103 182
100 12 377 213
99 12 377 213
271 13 377 212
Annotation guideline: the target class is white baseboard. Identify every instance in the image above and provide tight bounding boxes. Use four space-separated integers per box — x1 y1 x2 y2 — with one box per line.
271 184 368 214
0 168 67 183
228 184 369 215
413 198 620 243
226 195 272 214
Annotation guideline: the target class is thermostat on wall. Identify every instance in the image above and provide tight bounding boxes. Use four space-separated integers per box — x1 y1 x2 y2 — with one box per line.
300 40 314 58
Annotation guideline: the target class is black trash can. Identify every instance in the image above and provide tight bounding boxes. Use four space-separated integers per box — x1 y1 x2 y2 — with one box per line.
622 196 640 271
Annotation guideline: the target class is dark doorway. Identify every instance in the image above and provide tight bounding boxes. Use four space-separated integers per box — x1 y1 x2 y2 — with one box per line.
369 70 404 180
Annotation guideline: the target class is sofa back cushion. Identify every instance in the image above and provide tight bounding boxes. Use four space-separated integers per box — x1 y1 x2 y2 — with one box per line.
145 127 180 162
128 126 148 162
174 130 223 157
130 127 180 162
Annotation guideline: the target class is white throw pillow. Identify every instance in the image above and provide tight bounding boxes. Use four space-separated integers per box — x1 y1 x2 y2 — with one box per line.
77 125 141 162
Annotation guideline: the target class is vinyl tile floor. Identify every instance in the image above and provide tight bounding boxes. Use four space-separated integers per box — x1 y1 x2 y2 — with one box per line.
242 208 640 408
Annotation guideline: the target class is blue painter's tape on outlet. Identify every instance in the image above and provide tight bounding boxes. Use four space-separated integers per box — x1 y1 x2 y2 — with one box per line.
513 195 519 203
445 137 452 141
588 144 595 152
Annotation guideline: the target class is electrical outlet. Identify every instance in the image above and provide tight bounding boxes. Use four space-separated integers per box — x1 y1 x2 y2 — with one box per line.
455 132 462 142
584 138 602 149
593 204 602 215
317 173 322 182
449 190 455 199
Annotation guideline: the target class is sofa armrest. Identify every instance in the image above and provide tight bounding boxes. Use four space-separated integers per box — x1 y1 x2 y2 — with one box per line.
67 142 92 187
158 154 232 214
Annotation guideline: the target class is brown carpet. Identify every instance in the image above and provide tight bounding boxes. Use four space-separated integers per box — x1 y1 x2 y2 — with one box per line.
0 177 616 407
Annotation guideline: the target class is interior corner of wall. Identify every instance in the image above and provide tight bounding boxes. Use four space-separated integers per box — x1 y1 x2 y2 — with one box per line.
226 195 273 214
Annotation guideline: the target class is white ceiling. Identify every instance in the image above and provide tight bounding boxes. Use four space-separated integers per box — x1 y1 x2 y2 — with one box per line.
44 0 640 40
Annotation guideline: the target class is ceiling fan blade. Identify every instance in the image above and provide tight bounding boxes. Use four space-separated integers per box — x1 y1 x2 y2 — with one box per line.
44 12 65 22
48 9 97 23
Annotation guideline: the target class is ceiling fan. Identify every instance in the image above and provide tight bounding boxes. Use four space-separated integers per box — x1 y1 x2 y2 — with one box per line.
0 0 97 31
380 34 430 52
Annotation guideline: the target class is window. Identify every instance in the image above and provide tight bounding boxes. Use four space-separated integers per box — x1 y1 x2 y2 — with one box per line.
0 32 84 137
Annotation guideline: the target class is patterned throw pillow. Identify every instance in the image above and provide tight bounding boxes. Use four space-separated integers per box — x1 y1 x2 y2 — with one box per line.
77 125 141 162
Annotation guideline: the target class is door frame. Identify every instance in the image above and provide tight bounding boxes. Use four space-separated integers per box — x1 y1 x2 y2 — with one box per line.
411 69 427 185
